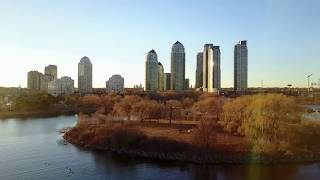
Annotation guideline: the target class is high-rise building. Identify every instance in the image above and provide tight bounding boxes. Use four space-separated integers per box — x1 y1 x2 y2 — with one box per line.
145 50 159 91
27 71 42 90
202 44 212 91
158 62 164 91
234 40 248 92
170 41 185 90
44 65 57 80
78 56 92 94
27 70 53 92
202 44 221 93
195 52 203 88
40 74 52 91
184 78 190 90
60 76 74 95
48 76 74 96
106 74 124 93
164 73 171 91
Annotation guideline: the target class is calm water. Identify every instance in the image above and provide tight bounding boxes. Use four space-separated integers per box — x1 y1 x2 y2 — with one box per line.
0 116 320 180
304 105 320 121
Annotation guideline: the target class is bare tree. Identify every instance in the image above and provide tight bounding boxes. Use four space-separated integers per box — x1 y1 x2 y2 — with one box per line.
193 119 216 150
192 96 224 121
113 95 141 121
165 100 182 124
133 99 163 122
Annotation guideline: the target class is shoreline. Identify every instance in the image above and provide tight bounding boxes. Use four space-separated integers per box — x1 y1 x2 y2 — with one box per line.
0 107 97 120
63 125 320 165
0 110 77 120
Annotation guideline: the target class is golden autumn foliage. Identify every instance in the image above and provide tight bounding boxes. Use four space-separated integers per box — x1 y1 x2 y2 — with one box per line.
242 94 302 154
219 96 253 136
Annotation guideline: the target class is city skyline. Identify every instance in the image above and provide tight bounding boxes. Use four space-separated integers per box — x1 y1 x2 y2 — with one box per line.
0 0 320 88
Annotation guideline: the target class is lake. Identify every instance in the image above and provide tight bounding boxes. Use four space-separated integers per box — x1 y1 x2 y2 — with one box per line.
0 116 320 180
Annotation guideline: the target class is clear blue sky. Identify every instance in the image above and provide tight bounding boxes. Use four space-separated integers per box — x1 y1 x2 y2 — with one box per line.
0 0 319 88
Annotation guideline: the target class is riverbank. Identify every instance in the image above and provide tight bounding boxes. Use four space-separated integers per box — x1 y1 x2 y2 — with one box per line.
63 121 320 164
0 106 97 120
0 110 77 119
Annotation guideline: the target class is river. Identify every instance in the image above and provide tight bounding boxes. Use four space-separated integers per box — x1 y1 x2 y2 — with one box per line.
0 115 320 180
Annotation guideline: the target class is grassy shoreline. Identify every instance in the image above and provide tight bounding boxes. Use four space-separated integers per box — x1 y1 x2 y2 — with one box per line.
63 121 320 164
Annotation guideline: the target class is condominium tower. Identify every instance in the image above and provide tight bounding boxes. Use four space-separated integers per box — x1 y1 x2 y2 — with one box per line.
202 44 221 92
27 71 42 90
164 73 171 91
170 41 185 90
106 74 124 93
27 70 51 91
158 62 164 91
234 41 248 92
45 65 57 80
78 56 92 94
145 50 159 91
48 76 74 96
195 52 203 88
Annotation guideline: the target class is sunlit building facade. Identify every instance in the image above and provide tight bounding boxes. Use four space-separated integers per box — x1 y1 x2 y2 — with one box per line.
234 40 248 92
145 50 159 91
158 62 164 91
203 44 221 93
170 41 185 90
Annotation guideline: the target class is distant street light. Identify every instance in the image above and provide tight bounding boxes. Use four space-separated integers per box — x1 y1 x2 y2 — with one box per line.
307 74 313 93
287 84 292 94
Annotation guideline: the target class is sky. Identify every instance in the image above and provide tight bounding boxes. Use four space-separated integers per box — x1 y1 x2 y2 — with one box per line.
0 0 319 88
